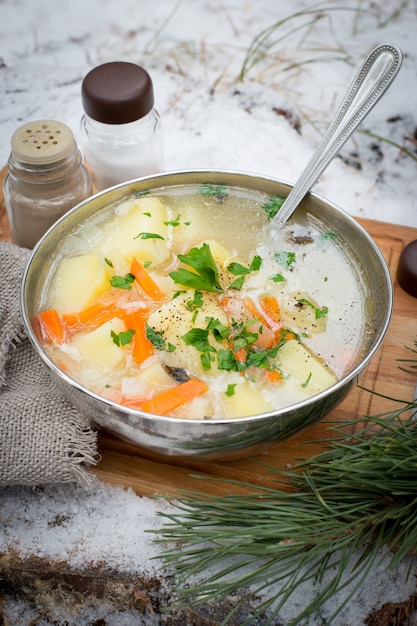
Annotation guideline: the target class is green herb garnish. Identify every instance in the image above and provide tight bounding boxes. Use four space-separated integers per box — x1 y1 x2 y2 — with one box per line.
225 384 236 397
198 184 228 202
111 328 135 347
181 327 216 371
298 298 329 319
110 273 135 290
146 325 168 350
164 214 182 227
170 243 223 293
262 195 285 219
321 231 338 240
227 276 245 290
274 251 296 269
104 257 113 268
205 317 229 342
227 255 262 276
186 290 204 312
270 273 286 283
134 232 165 240
301 371 312 388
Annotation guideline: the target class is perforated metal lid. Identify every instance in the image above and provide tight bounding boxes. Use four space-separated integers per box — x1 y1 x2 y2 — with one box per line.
81 62 154 124
10 120 76 165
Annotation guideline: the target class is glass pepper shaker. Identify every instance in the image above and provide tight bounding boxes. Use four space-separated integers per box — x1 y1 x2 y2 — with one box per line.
3 120 92 249
80 61 163 192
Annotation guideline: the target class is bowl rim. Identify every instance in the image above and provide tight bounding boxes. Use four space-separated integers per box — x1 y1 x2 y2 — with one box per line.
20 168 394 426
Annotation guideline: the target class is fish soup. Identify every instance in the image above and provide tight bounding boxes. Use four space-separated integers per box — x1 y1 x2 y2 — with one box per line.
34 183 367 419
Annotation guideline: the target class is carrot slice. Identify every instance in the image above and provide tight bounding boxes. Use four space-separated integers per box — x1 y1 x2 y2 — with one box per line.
260 296 281 330
265 369 283 383
124 312 154 364
136 378 209 415
78 302 118 326
130 257 165 302
36 309 66 344
243 296 268 327
233 347 247 363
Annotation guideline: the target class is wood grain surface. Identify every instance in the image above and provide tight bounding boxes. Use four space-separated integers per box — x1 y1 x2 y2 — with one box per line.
1 166 416 499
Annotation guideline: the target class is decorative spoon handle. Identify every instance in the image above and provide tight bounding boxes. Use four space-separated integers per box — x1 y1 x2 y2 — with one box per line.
272 43 403 227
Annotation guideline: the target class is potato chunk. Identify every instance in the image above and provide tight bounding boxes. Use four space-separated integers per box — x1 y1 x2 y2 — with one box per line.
147 291 229 376
277 339 337 395
281 291 327 334
50 252 109 313
103 197 170 265
73 318 126 373
222 380 273 418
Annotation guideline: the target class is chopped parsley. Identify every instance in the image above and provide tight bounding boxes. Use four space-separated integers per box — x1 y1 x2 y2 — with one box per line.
164 214 182 227
186 290 204 312
262 195 286 219
274 251 296 269
111 328 135 347
298 298 329 319
134 232 165 240
320 231 338 240
181 327 216 371
198 184 228 202
110 273 135 290
301 372 312 388
270 273 286 283
225 384 236 397
227 255 262 276
227 276 245 290
146 325 176 352
170 243 223 292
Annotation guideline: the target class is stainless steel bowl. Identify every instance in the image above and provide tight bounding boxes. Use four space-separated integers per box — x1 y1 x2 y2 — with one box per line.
21 170 393 461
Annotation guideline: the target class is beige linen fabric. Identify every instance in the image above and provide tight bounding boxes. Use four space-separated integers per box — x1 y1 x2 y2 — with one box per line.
0 241 97 486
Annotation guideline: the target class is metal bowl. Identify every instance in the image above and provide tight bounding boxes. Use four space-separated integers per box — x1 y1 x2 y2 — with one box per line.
21 170 393 461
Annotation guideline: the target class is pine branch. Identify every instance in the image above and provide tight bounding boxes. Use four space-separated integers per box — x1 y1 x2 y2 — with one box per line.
152 395 417 625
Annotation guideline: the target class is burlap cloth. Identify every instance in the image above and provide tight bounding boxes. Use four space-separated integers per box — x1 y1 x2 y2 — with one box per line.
0 241 98 487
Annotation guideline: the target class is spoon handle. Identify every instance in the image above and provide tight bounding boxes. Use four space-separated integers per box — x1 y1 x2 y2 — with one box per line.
273 43 403 227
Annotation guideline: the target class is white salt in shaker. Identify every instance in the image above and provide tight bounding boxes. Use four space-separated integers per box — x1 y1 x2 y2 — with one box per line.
80 61 163 192
4 120 92 249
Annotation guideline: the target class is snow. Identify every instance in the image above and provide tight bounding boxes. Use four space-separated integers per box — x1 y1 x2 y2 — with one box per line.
1 0 417 623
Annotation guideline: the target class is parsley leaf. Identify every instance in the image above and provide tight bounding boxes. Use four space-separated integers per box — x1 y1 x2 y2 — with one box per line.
270 273 286 283
205 316 229 342
181 327 216 371
225 384 236 397
198 184 228 202
146 325 171 351
274 251 296 269
186 290 204 311
170 243 223 292
164 214 181 227
262 195 285 219
298 298 329 319
227 276 245 290
110 273 135 290
111 328 135 347
134 232 165 240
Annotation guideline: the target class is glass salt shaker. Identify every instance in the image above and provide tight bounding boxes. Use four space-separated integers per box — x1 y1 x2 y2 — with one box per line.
3 120 92 249
80 61 163 192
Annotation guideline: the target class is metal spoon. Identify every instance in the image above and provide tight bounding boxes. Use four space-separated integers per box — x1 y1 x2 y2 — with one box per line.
272 43 403 227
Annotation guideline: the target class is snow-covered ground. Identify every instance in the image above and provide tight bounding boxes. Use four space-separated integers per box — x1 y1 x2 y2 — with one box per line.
1 0 417 624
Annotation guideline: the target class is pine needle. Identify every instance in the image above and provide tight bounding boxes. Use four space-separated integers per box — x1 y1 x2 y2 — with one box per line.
152 392 417 624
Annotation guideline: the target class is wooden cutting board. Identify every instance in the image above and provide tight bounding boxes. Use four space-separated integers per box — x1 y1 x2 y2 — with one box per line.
1 166 417 498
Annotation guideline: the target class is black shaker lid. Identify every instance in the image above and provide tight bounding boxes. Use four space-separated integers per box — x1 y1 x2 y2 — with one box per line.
81 62 154 124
